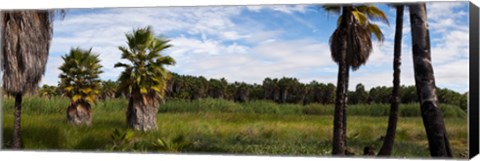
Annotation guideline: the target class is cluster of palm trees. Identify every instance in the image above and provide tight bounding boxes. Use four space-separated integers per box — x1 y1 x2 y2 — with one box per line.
55 26 176 131
325 4 452 157
166 75 336 104
2 11 175 147
1 3 455 158
35 74 467 111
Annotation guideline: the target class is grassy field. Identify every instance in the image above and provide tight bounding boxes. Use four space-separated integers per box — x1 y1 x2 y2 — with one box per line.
1 97 468 158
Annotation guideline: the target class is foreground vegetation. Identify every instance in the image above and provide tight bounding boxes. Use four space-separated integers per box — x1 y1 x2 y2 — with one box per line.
2 97 468 158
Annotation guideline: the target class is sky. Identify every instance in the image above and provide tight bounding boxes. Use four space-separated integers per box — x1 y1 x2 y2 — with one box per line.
41 2 470 93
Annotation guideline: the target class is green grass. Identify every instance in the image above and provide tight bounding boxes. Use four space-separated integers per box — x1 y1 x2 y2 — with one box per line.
1 96 468 158
2 97 467 118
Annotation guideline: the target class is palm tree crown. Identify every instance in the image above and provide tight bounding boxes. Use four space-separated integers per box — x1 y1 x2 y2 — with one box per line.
58 47 103 105
324 4 389 71
114 26 176 103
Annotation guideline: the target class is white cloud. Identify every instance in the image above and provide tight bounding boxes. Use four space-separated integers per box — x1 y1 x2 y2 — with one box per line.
427 2 468 33
246 4 310 14
170 38 334 84
40 56 64 85
430 29 469 64
427 2 467 21
40 3 469 94
46 6 246 85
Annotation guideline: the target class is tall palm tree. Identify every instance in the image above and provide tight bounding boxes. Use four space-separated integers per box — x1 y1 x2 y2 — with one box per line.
1 10 55 149
408 3 452 157
115 26 176 131
323 4 388 155
378 5 404 156
58 47 102 125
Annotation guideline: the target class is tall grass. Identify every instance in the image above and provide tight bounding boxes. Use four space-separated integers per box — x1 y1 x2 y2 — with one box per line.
2 97 466 118
2 96 70 114
159 98 466 118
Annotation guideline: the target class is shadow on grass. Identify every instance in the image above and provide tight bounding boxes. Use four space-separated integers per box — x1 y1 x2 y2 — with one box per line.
93 119 126 129
74 134 111 150
3 126 66 150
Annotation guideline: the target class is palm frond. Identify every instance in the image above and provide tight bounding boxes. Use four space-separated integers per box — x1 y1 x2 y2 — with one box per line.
322 5 341 13
115 26 176 101
58 47 103 104
352 11 368 26
356 5 389 25
368 23 384 42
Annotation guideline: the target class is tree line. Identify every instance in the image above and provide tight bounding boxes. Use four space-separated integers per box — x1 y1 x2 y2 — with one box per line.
36 75 468 110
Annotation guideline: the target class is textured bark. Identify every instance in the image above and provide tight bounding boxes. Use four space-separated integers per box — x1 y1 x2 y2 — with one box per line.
331 6 353 155
2 11 52 94
409 4 452 158
378 5 404 156
126 95 159 131
332 63 347 155
66 102 92 125
2 11 53 150
12 93 22 149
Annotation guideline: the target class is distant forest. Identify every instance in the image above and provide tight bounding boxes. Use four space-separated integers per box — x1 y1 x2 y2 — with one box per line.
35 72 468 111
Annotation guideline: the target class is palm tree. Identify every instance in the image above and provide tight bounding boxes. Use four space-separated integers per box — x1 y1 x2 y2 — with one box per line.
101 80 118 100
408 3 452 157
234 82 250 103
190 76 209 100
323 4 388 155
58 47 102 125
208 78 228 99
378 5 404 156
115 26 176 131
38 84 59 99
1 10 55 149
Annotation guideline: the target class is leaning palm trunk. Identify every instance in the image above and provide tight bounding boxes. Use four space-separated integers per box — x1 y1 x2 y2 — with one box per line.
126 87 159 131
409 4 452 157
2 11 53 149
378 5 404 156
66 101 92 125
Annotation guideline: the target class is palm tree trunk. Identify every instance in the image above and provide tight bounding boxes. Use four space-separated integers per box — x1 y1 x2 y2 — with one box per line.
66 101 92 125
12 93 22 149
332 6 352 155
333 62 348 155
378 5 404 156
342 65 350 152
126 92 159 131
409 3 452 157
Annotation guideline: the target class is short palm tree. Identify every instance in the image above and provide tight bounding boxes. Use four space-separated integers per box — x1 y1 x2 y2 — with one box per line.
323 4 388 155
38 84 58 99
101 80 118 99
115 26 176 131
2 10 56 149
58 47 102 125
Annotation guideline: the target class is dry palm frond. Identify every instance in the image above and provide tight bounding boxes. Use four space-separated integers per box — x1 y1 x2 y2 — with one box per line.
2 10 53 95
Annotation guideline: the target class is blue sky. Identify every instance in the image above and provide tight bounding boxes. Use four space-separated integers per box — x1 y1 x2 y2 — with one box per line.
42 2 470 93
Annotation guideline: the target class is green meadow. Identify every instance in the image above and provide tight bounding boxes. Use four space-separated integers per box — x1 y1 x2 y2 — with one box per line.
2 97 468 158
